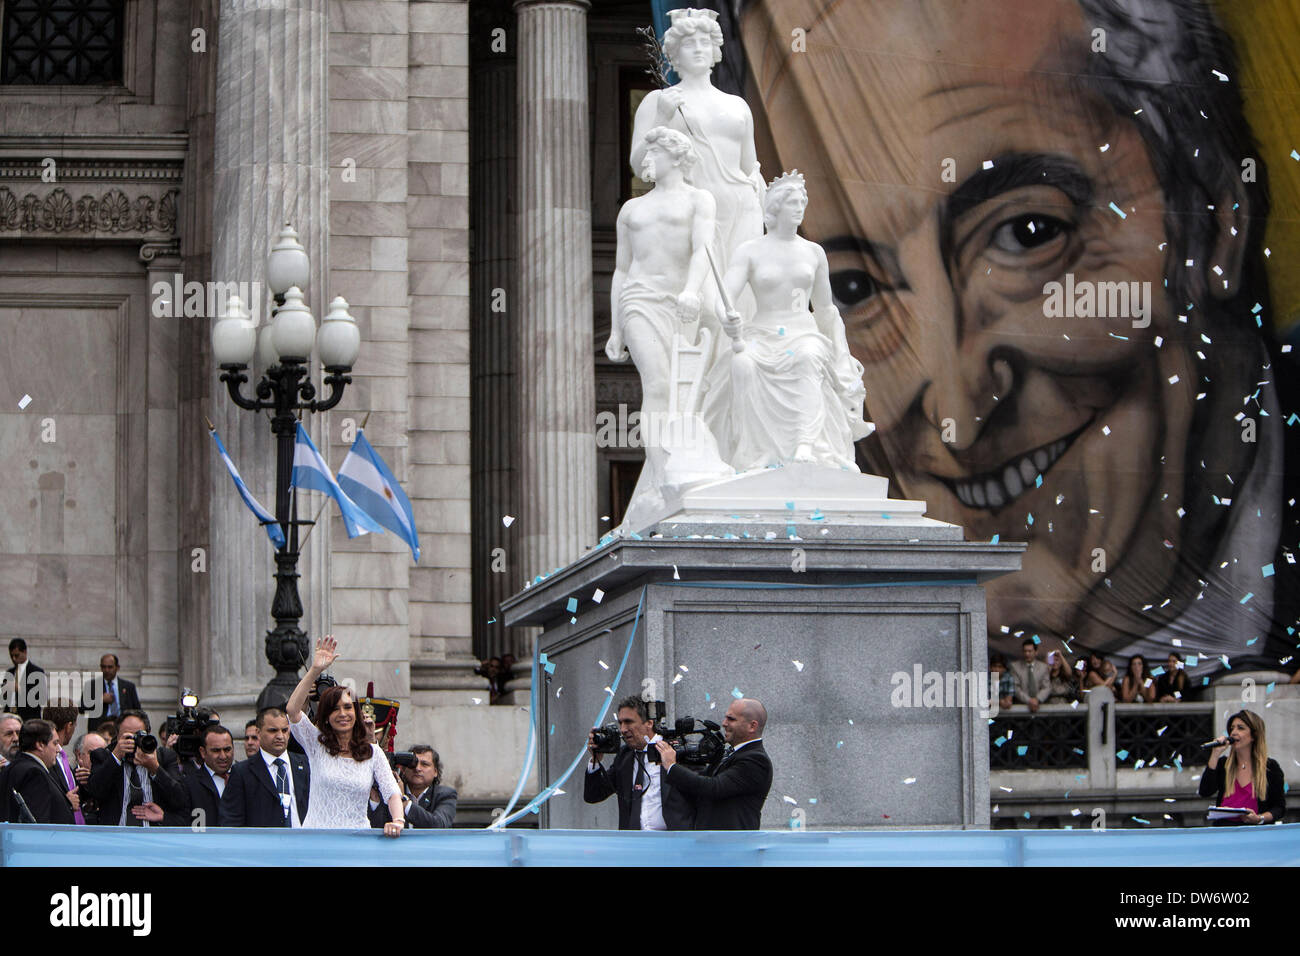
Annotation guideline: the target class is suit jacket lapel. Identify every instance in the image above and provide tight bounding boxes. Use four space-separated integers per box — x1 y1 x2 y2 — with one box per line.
292 755 309 820
251 754 278 799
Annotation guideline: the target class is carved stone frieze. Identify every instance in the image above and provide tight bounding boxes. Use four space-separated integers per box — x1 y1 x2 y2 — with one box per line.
0 185 180 239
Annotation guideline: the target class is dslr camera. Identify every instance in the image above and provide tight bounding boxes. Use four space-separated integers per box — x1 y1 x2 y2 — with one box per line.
127 729 158 762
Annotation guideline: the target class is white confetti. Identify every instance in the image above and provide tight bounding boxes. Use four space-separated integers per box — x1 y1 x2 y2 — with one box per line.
792 660 804 671
903 777 917 785
598 660 609 670
1168 374 1180 385
592 588 605 603
502 515 515 527
18 394 32 410
471 697 482 705
672 564 680 580
782 795 797 805
671 673 683 684
1102 425 1111 435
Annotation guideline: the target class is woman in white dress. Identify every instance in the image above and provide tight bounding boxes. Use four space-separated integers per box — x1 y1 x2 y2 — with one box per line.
286 635 405 835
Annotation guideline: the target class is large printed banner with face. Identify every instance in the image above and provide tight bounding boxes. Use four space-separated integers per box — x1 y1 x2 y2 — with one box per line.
725 0 1300 678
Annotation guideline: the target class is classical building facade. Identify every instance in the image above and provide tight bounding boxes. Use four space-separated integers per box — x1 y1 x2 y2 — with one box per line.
0 0 664 815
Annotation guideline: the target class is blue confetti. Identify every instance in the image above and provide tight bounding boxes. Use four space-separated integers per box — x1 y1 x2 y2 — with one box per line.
1240 592 1254 604
991 534 1000 544
1186 654 1199 665
544 660 556 675
1035 475 1043 488
809 798 818 805
1073 747 1085 755
1108 201 1127 218
1263 563 1275 578
1292 149 1300 162
994 735 1007 747
1117 749 1130 761
836 740 844 749
566 597 578 613
1252 302 1263 314
1027 512 1034 525
549 724 555 735
1032 634 1041 645
731 687 744 699
1247 637 1258 646
1023 811 1031 819
1267 682 1276 693
1132 816 1151 825
785 501 795 511
704 693 711 702
1016 745 1028 756
1107 332 1130 341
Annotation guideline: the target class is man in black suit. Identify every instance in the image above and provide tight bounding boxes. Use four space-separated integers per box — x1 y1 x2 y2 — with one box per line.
183 724 234 828
6 638 46 721
81 654 141 725
41 705 85 825
654 697 772 830
5 719 75 824
83 709 189 826
222 708 309 827
369 744 457 829
584 696 693 831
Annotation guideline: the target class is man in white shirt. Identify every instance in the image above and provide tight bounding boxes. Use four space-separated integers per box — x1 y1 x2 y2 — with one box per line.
584 696 693 830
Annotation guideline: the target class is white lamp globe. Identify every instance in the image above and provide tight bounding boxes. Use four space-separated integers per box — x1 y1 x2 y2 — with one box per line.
271 286 316 362
257 323 279 368
318 296 361 369
211 294 256 367
266 223 310 296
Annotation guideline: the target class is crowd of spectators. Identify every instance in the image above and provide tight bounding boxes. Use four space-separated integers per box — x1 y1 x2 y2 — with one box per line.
991 639 1203 710
1 641 458 830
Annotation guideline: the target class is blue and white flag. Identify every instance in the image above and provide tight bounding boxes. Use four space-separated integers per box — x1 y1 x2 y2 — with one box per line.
208 426 286 549
337 430 420 563
290 422 385 538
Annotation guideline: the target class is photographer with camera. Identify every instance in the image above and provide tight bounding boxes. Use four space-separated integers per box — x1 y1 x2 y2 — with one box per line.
653 697 772 830
84 709 189 826
369 745 458 829
585 696 694 831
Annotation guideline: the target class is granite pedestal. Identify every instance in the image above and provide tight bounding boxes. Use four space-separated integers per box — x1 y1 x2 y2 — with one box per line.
502 515 1024 830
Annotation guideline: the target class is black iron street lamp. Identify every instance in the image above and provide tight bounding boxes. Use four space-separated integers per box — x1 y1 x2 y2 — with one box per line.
211 224 361 711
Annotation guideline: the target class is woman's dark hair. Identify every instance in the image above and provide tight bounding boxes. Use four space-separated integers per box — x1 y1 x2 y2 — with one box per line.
314 685 371 762
1126 655 1147 678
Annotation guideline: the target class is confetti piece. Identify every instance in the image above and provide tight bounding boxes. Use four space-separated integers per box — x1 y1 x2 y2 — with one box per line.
1116 749 1129 760
991 534 1000 544
903 777 917 785
993 735 1007 747
1168 374 1180 385
471 697 482 705
17 394 32 410
1016 745 1028 756
672 564 680 580
502 515 515 527
565 597 578 613
598 660 609 670
679 665 689 672
1240 592 1254 604
1102 425 1111 436
731 687 744 699
982 159 994 169
1262 564 1274 578
1293 149 1300 162
792 660 804 671
549 724 555 735
783 795 797 805
1108 201 1127 218
671 673 683 684
836 740 843 749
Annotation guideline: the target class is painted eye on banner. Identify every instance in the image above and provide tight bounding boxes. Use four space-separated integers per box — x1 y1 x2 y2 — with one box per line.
990 213 1070 254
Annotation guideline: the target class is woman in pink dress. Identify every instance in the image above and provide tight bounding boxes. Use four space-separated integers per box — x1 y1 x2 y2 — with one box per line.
1198 710 1285 825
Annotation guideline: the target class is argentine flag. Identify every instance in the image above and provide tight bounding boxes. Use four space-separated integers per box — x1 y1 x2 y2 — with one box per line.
290 422 385 538
208 426 286 549
337 431 420 562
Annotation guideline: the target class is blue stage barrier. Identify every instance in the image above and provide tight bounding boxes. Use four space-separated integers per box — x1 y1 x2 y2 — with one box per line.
3 823 1299 866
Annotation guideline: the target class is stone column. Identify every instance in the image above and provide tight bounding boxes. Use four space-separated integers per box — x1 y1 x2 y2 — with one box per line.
208 0 331 711
513 0 595 620
470 24 517 662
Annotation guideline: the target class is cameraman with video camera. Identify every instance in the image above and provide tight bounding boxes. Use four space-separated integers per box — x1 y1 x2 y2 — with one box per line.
653 697 771 830
84 709 189 826
585 696 694 831
369 745 457 829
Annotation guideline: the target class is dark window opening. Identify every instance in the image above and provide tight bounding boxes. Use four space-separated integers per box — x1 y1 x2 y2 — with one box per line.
2 0 124 85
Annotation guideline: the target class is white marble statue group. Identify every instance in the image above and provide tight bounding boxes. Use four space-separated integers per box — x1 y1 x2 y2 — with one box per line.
607 8 872 529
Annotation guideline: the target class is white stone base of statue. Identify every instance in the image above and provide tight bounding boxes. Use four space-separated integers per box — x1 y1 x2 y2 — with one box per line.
618 462 954 537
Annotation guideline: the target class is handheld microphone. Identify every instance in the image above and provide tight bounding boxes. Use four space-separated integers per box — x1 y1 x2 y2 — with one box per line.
1200 736 1232 749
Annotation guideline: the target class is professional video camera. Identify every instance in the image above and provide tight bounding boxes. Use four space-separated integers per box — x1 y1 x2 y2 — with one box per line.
160 690 219 762
649 712 725 769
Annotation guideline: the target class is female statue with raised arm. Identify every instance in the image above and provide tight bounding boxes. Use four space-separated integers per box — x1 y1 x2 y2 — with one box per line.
704 171 873 471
